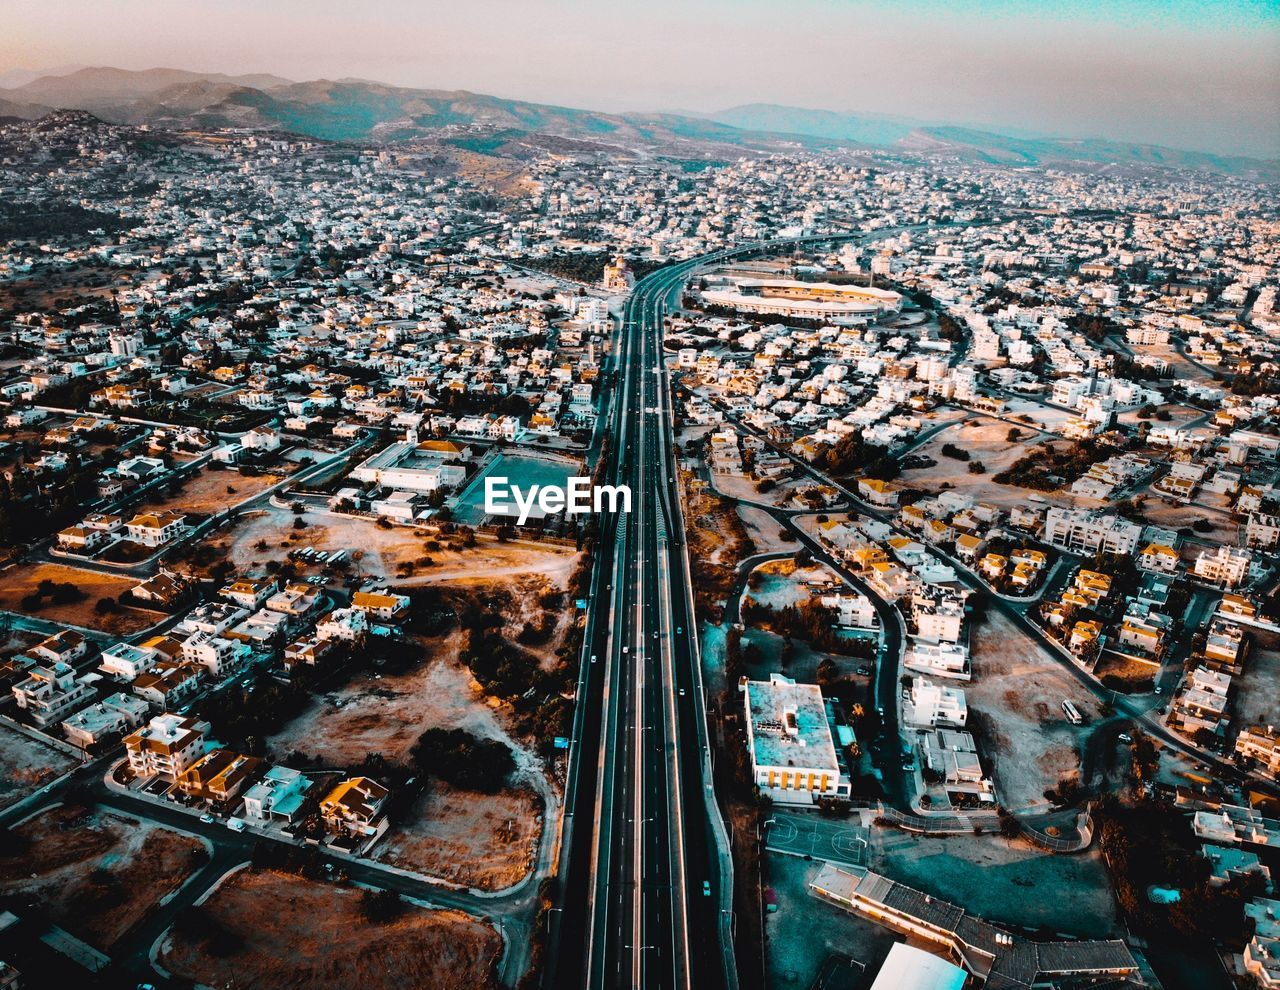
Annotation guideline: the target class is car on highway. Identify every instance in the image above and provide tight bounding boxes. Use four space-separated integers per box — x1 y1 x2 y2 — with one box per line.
590 654 597 664
702 881 711 897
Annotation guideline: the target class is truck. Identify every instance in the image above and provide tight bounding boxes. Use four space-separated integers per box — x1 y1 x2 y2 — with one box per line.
1062 700 1083 725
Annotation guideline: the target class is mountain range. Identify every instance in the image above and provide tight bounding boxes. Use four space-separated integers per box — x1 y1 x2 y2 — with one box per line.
2 66 1275 181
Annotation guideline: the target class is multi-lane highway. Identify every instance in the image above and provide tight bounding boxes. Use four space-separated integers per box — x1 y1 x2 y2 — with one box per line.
549 235 895 990
547 255 739 990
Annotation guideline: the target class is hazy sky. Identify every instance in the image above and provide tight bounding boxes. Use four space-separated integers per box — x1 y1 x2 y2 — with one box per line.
3 0 1278 157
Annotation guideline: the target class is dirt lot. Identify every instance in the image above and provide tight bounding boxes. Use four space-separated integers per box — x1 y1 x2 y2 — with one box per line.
0 804 204 948
153 464 284 515
269 634 507 765
375 781 540 891
870 825 1120 938
1231 629 1280 730
737 505 794 553
1138 497 1238 545
0 561 159 635
900 415 1056 515
159 867 501 990
0 725 77 810
216 506 578 586
964 608 1099 813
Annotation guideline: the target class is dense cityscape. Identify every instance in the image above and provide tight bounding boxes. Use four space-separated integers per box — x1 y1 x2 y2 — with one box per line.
0 23 1276 990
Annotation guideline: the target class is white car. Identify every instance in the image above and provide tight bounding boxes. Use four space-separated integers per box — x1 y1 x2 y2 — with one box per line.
200 813 215 824
226 818 247 832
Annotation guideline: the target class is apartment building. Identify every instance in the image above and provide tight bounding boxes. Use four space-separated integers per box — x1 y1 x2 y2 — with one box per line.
11 662 95 728
1044 507 1142 556
124 713 209 780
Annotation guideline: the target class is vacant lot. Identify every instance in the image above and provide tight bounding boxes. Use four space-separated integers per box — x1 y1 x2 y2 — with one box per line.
871 825 1119 938
737 504 794 553
376 781 540 891
1232 630 1280 731
156 464 284 515
964 608 1097 813
0 804 204 949
218 505 578 586
0 561 157 635
269 635 502 765
900 416 1056 514
159 868 501 990
0 725 77 810
1138 497 1237 545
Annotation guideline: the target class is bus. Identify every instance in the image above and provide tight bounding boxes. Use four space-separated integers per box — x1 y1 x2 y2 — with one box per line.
1062 700 1083 725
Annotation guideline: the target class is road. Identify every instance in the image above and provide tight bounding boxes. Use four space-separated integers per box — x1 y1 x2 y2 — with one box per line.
548 229 945 990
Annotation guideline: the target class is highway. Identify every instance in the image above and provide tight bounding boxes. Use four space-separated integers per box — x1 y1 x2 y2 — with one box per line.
548 256 741 990
549 232 910 990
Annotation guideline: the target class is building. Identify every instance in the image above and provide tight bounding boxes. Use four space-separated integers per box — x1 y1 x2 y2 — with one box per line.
124 713 208 780
1044 507 1142 556
742 674 851 805
701 276 902 322
320 776 390 837
10 663 94 728
868 944 965 990
1194 545 1253 588
177 750 263 803
810 864 1139 989
905 677 968 728
61 692 149 748
125 509 189 548
242 765 313 823
351 589 411 622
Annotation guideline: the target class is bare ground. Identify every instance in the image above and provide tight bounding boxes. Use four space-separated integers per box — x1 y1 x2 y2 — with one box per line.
374 781 540 891
965 608 1098 813
0 561 160 635
0 725 77 810
0 804 204 949
158 867 501 990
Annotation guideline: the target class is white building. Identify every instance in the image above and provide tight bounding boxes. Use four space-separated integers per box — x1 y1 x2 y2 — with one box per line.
742 674 851 805
905 677 968 728
1044 507 1142 557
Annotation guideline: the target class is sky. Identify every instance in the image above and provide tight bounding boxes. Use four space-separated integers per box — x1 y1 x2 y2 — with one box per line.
2 0 1278 158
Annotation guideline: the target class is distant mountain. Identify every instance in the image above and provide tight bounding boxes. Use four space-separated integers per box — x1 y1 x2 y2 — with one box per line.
0 64 86 89
706 104 1278 180
898 125 1280 181
706 103 925 146
2 67 1275 179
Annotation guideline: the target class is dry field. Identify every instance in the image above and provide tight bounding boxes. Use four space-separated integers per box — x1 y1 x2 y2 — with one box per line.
899 416 1055 514
159 868 501 990
155 464 285 515
375 781 540 891
217 506 578 586
964 608 1099 813
1232 629 1280 730
267 633 504 766
0 804 204 949
0 724 77 810
1138 497 1238 544
0 561 158 635
736 505 794 553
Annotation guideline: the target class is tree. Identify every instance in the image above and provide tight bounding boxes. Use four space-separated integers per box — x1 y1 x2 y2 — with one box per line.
359 888 405 923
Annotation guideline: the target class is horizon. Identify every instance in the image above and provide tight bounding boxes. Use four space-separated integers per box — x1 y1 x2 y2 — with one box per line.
2 0 1278 159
